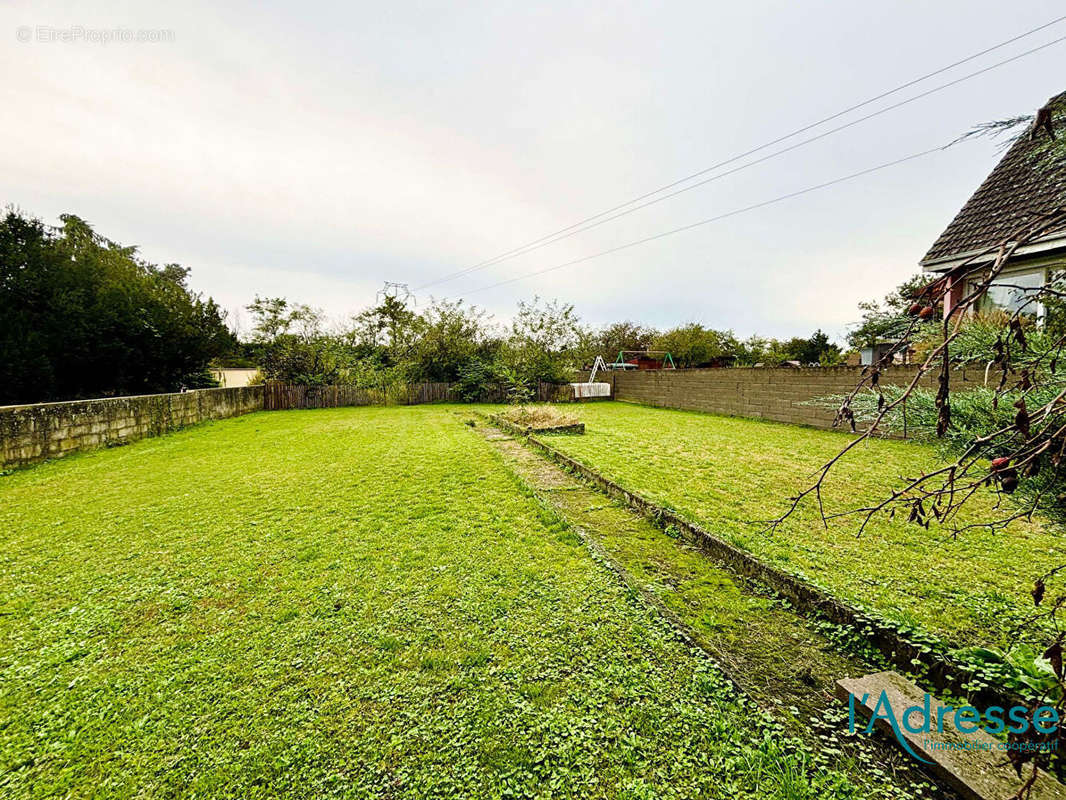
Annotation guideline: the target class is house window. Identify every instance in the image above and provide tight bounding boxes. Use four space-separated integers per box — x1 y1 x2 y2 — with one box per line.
969 268 1046 316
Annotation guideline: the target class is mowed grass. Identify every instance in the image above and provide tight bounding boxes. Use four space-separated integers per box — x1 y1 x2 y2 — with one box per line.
0 406 862 800
546 402 1066 650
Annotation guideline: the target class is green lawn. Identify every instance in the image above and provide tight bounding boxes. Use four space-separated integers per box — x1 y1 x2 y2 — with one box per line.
545 402 1066 650
0 406 862 800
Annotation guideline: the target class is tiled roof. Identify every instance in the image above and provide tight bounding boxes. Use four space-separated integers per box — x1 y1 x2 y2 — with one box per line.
921 91 1066 266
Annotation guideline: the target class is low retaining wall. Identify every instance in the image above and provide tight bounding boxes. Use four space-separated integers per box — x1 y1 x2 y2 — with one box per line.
609 366 981 432
489 415 1025 713
0 386 264 470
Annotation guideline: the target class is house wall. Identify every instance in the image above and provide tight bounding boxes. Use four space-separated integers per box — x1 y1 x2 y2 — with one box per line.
931 250 1066 318
0 386 264 470
608 366 981 433
211 367 261 388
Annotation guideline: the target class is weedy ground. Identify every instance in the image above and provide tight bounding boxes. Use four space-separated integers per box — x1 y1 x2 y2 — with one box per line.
543 402 1066 650
497 404 580 430
1 406 871 800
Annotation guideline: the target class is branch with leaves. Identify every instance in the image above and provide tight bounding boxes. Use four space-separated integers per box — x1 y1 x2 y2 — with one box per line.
769 200 1066 781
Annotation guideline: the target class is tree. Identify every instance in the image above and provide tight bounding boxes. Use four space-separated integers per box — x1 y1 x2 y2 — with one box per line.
761 330 842 365
580 321 659 365
246 296 354 386
733 334 769 366
349 294 419 356
652 324 732 367
798 329 842 365
502 297 584 391
245 295 508 395
406 299 497 383
0 210 235 404
246 296 300 341
847 273 938 350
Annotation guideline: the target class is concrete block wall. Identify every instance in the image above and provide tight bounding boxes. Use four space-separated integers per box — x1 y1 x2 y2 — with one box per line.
0 367 984 470
0 386 264 470
610 367 979 432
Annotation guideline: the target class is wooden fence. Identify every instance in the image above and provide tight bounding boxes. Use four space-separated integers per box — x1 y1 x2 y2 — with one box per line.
264 384 384 410
263 381 573 410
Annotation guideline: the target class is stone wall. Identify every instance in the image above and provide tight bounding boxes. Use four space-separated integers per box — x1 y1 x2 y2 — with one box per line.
0 367 984 470
0 386 264 470
609 367 980 432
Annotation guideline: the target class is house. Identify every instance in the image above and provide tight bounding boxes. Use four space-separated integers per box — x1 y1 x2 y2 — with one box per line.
856 340 916 366
211 367 261 388
920 91 1066 318
859 342 897 366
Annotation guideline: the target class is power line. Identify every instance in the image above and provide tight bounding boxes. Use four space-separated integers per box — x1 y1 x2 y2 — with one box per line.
419 31 1066 291
376 281 414 306
455 141 959 297
440 33 1066 290
413 15 1066 292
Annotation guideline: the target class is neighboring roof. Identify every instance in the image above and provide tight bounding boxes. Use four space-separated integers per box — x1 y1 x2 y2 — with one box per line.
921 91 1066 268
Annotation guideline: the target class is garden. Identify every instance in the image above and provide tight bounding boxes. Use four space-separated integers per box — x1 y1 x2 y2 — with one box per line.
1 401 1061 798
543 403 1063 653
0 406 889 799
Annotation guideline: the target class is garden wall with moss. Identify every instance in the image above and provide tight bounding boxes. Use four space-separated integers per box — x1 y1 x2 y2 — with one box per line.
608 366 983 433
0 386 264 470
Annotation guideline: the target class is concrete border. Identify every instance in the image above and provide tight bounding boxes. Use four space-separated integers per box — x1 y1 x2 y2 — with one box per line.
487 413 1026 713
506 422 585 436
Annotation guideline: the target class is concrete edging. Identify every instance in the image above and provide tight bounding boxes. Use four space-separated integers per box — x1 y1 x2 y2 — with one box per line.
487 412 1026 713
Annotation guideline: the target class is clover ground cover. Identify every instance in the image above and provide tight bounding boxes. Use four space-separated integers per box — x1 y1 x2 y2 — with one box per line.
0 405 864 799
545 402 1066 651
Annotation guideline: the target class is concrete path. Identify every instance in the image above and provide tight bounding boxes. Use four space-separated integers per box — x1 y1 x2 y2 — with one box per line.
473 419 947 799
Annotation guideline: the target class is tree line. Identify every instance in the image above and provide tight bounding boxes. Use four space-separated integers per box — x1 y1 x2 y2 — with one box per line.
1 207 847 406
236 293 845 401
0 210 235 406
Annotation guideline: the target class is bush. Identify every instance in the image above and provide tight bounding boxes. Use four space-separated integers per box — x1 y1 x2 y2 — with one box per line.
455 358 502 402
498 405 579 430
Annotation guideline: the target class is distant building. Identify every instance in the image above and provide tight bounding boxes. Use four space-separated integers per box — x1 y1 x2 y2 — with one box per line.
858 342 914 366
211 367 261 388
859 343 895 366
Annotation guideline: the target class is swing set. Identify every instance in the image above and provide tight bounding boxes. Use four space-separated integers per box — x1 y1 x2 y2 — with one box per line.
573 350 676 400
610 350 676 370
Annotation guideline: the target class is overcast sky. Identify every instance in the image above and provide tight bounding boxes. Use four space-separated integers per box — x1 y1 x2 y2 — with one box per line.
2 1 1064 342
